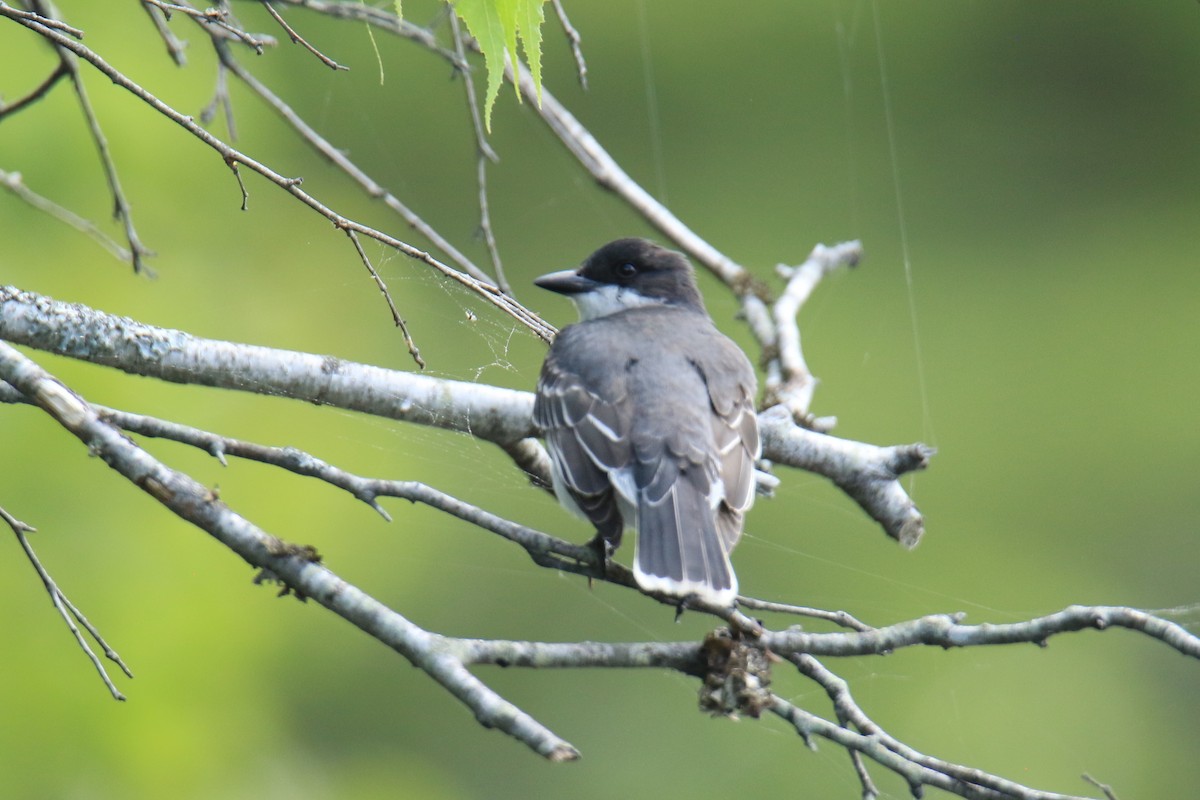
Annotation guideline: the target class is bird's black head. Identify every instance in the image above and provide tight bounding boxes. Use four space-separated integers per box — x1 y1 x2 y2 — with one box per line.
535 238 706 320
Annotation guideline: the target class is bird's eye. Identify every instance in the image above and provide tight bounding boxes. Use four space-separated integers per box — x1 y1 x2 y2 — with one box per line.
616 263 637 278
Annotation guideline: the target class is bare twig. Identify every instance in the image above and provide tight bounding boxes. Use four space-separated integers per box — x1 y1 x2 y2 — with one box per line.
0 169 131 263
766 240 864 428
64 65 153 275
139 0 188 65
734 596 873 632
0 60 68 119
550 0 588 89
211 42 497 287
1 505 132 700
199 59 237 139
276 0 464 64
344 228 425 369
1081 775 1120 800
792 657 1108 800
449 12 509 294
785 655 1098 800
20 0 154 274
91 403 596 575
0 2 82 37
143 0 275 52
262 1 347 69
512 61 751 287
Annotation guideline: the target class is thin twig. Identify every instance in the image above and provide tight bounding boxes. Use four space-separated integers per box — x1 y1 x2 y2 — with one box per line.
734 596 873 632
222 157 250 209
449 12 509 294
199 59 237 139
143 0 275 52
69 400 630 588
0 169 131 263
509 58 752 291
1 505 132 701
344 228 425 369
138 0 188 65
0 9 555 340
0 2 83 37
262 1 348 69
275 0 464 64
474 155 507 289
771 692 1071 800
791 653 1101 800
766 240 863 427
0 61 69 120
1081 774 1120 800
550 0 587 89
21 0 154 274
211 41 497 286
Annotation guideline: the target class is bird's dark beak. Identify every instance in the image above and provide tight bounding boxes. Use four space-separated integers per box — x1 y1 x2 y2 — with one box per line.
534 269 599 295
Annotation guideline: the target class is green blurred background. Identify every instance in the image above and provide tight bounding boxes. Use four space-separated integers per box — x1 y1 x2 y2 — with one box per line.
2 1 1198 798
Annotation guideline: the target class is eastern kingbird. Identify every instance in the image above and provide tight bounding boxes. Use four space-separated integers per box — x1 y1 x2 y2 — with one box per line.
533 238 760 607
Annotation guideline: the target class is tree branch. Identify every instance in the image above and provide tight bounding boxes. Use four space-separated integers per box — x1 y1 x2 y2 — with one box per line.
0 340 579 762
765 240 863 427
2 328 1192 793
0 285 929 542
791 653 1096 800
759 607 1200 660
0 285 535 443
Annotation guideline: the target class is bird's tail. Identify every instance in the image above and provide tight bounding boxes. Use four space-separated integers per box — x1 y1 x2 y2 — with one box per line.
633 477 737 607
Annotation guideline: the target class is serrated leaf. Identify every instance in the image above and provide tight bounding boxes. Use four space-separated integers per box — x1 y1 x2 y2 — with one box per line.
515 0 546 104
453 0 548 132
453 0 508 132
394 0 402 19
495 0 521 84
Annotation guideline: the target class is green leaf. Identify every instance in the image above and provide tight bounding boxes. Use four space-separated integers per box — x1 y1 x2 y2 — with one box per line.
394 0 402 19
452 0 548 132
454 0 507 132
515 0 546 104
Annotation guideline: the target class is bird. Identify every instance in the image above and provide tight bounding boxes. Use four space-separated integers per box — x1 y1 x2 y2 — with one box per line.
533 238 760 607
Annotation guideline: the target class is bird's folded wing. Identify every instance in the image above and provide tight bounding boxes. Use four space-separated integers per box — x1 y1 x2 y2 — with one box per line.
534 362 634 540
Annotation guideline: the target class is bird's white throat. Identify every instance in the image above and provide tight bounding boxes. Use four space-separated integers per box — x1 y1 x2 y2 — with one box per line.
571 284 666 321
